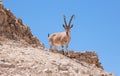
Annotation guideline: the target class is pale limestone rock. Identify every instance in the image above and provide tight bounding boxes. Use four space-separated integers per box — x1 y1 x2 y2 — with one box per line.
0 39 115 76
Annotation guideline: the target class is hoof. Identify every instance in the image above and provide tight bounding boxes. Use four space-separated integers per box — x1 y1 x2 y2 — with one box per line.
49 49 53 52
53 49 58 53
64 52 69 56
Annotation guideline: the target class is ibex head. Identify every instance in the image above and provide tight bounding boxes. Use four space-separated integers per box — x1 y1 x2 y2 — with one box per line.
63 15 75 32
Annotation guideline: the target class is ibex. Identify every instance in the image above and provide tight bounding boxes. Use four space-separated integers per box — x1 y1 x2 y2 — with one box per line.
48 15 75 55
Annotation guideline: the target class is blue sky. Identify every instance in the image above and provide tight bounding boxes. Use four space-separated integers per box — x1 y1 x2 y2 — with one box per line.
3 0 120 75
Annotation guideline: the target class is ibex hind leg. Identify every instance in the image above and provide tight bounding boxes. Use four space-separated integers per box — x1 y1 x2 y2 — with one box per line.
53 46 58 53
65 45 69 56
49 44 53 52
61 45 64 55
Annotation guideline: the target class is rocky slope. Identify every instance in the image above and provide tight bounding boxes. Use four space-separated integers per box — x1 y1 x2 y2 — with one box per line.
0 39 114 76
52 50 103 70
0 4 115 76
0 4 43 48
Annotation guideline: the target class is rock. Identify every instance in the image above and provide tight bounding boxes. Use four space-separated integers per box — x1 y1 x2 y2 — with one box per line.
53 49 104 69
58 64 69 71
0 10 7 25
0 5 43 48
43 69 52 73
0 63 15 68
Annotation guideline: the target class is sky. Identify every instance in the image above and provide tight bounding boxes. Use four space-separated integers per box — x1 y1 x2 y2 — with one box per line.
3 0 120 75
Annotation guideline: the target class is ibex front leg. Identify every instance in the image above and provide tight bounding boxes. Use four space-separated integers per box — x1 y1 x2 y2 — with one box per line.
66 45 69 55
62 45 64 55
49 43 53 52
54 46 58 53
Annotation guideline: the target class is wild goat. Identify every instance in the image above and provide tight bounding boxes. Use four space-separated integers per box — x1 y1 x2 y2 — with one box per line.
48 15 75 55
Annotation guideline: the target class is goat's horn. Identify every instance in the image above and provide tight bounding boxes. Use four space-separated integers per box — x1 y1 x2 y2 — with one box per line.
63 15 67 26
68 15 75 26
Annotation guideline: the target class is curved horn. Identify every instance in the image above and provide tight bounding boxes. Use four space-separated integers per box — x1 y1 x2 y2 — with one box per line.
63 15 67 26
63 24 66 28
68 15 75 26
70 24 74 28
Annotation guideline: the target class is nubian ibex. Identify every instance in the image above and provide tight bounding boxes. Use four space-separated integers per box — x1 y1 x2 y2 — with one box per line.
48 15 75 55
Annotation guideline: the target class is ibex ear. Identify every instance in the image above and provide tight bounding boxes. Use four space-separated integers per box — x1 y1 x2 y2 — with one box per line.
63 24 66 28
70 24 74 28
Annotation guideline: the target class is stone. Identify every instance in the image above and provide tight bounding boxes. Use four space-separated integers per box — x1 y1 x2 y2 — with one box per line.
0 5 43 48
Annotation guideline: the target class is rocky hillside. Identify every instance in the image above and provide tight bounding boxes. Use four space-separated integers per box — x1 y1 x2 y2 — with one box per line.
0 39 114 76
0 4 115 76
52 50 103 70
0 4 43 48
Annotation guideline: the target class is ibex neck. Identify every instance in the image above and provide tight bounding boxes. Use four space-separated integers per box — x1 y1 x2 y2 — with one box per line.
66 31 70 37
